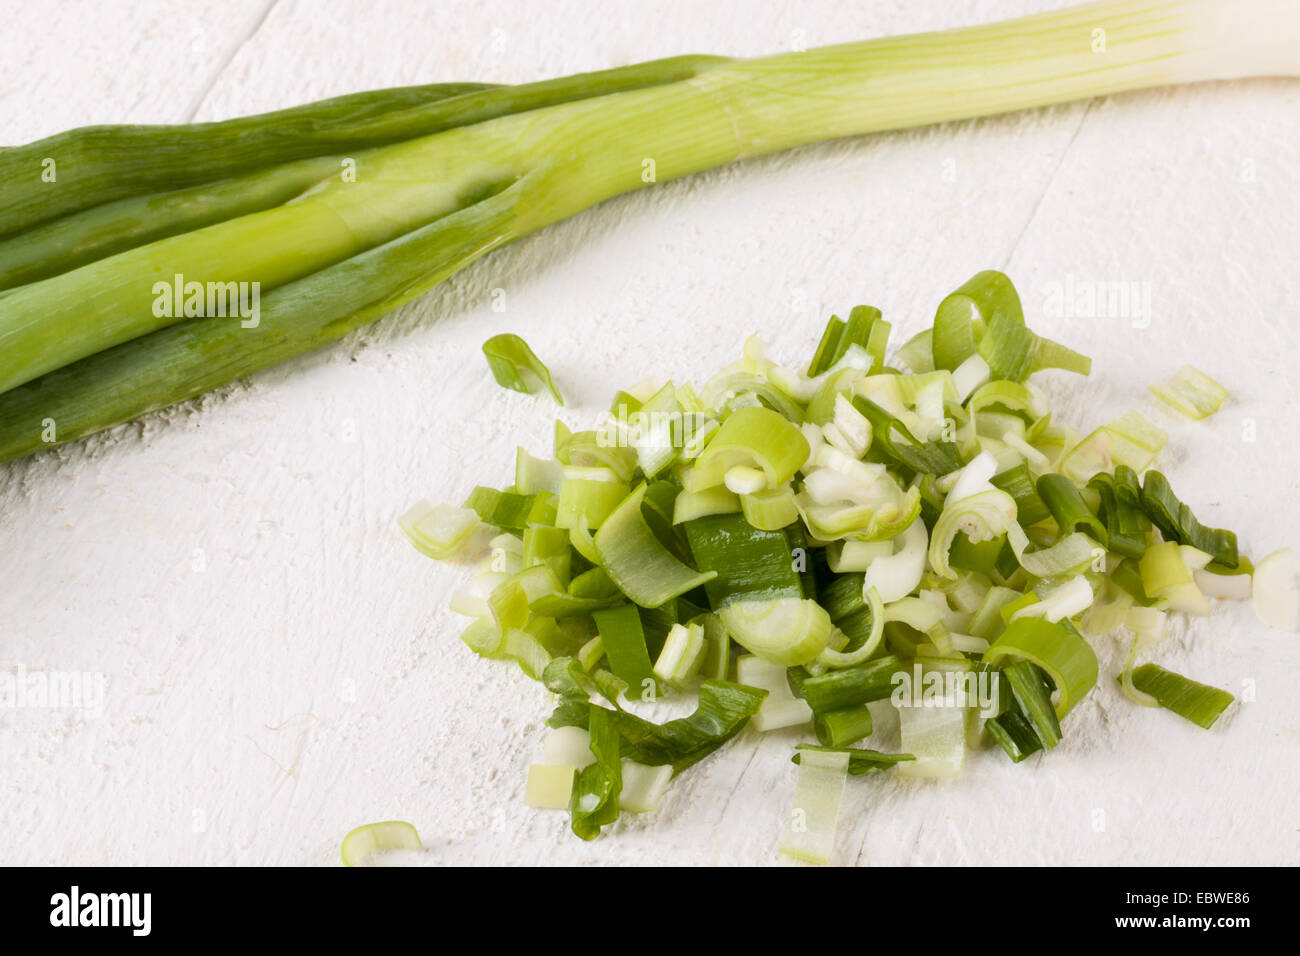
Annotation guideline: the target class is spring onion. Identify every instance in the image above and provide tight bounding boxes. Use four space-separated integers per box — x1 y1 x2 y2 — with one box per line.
792 745 915 775
792 655 903 714
340 821 422 867
737 655 814 732
482 333 564 404
683 513 804 608
543 726 597 768
779 747 850 865
984 618 1097 719
395 265 1282 852
653 622 706 687
1058 411 1168 483
7 1 1300 462
1139 540 1210 616
1140 471 1239 568
1148 365 1229 420
1251 548 1298 631
928 489 1019 580
594 485 716 607
812 706 875 748
1122 663 1234 729
895 684 968 778
525 764 579 809
592 604 659 697
719 597 833 667
687 407 808 494
398 500 480 559
1002 661 1062 750
618 760 675 813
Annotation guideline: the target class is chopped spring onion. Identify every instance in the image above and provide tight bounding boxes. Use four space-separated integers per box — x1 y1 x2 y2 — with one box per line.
737 654 814 732
1036 473 1107 545
863 518 929 603
592 604 658 696
984 618 1098 719
340 821 422 867
569 706 624 840
398 500 480 559
1251 548 1298 631
807 306 889 377
852 396 964 476
792 745 915 775
928 489 1018 580
1148 365 1229 420
555 469 628 530
1002 661 1062 750
991 462 1051 526
1194 566 1252 601
653 622 706 687
740 484 800 531
812 705 874 748
1007 524 1103 579
1058 411 1167 483
779 747 850 865
1123 663 1235 730
720 597 833 667
594 485 716 608
1140 540 1210 616
516 447 565 496
687 406 808 494
672 485 741 524
684 513 805 607
543 726 597 769
618 760 675 813
1140 471 1239 568
792 654 903 714
397 264 1282 850
1010 575 1094 624
482 333 564 404
525 764 578 809
466 485 557 532
894 685 967 778
816 586 885 669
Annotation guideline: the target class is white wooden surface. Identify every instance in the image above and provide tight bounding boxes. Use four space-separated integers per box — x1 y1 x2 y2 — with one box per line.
1 0 1298 866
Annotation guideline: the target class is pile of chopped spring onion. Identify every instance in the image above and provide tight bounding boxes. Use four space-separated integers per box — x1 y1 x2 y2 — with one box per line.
399 270 1296 864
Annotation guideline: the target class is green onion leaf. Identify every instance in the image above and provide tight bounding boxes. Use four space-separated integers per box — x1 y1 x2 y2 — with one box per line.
983 617 1097 719
791 654 903 713
1122 663 1234 730
591 604 659 699
594 485 717 608
812 706 874 748
1002 661 1062 749
482 333 564 404
569 706 623 840
1036 473 1107 546
683 512 805 607
792 745 915 775
1139 470 1239 568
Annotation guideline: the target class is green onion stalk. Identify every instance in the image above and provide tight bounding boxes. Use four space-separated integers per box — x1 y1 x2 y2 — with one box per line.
0 0 1294 462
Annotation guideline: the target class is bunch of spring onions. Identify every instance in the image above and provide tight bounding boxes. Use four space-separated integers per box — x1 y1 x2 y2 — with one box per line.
399 269 1296 864
1 0 1296 463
